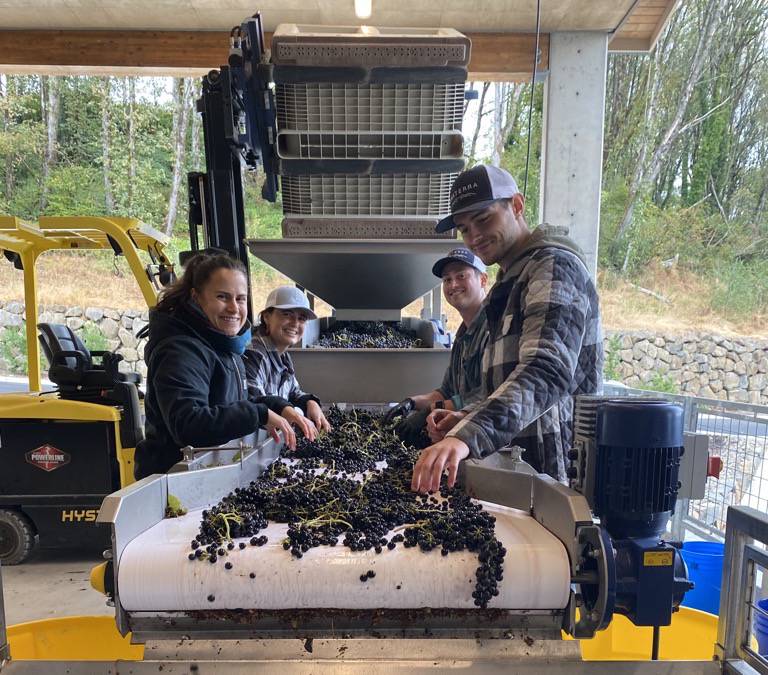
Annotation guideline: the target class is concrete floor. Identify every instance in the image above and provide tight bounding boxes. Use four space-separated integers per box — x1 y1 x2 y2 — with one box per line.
2 548 112 625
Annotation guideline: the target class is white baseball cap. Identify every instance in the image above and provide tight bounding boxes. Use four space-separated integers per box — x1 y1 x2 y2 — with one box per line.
264 285 317 319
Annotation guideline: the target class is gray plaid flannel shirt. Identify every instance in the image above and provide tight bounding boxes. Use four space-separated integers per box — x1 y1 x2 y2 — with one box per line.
436 309 488 410
448 237 603 481
243 333 312 407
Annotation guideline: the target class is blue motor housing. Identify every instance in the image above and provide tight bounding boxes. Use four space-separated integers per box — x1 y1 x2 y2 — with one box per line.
593 399 693 626
594 400 683 539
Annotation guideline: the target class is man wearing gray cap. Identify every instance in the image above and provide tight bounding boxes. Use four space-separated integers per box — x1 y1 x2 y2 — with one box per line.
383 247 489 446
411 164 603 491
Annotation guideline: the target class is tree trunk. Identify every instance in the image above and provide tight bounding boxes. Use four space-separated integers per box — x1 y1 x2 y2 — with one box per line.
614 0 727 244
491 82 507 167
39 76 60 212
755 181 767 222
468 82 490 162
0 74 13 202
102 77 114 213
127 77 137 214
463 82 474 117
164 78 193 236
190 79 202 170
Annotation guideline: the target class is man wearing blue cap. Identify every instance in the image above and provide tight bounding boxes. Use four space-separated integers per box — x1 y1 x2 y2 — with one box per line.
411 164 603 491
383 247 488 446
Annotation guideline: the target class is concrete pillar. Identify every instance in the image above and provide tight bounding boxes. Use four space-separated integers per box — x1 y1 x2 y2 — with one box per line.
539 32 608 279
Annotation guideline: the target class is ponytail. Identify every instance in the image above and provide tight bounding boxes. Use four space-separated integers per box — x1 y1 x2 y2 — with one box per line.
256 308 274 335
155 253 246 314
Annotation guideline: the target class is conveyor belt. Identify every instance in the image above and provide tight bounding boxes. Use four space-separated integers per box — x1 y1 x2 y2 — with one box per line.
117 500 570 612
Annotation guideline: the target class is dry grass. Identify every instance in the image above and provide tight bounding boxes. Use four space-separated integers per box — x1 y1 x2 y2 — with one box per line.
598 265 768 338
1 251 764 338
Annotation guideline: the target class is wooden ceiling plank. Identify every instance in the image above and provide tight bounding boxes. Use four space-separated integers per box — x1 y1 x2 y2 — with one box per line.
0 29 549 81
608 36 651 51
627 7 665 16
621 22 663 30
649 0 679 48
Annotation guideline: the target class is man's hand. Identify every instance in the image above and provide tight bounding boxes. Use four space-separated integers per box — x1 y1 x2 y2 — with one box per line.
306 399 332 433
426 409 466 443
282 406 318 442
382 398 415 424
394 408 430 447
411 436 470 493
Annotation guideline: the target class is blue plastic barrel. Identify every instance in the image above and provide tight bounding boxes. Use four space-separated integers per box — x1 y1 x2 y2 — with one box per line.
680 541 725 615
755 598 768 655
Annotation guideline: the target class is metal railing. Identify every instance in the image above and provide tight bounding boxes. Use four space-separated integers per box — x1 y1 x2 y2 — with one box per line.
604 383 768 542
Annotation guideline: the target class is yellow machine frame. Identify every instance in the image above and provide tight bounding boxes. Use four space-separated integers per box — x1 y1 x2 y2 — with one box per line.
0 215 171 487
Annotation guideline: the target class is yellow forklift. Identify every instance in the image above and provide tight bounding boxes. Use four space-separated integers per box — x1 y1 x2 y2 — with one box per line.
0 215 173 564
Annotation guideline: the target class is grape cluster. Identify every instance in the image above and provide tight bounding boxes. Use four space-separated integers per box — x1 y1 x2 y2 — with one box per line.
291 407 391 473
188 407 505 608
314 321 422 349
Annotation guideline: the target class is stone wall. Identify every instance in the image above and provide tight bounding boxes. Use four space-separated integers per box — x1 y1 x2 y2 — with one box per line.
1 300 766 404
604 330 768 404
0 300 148 379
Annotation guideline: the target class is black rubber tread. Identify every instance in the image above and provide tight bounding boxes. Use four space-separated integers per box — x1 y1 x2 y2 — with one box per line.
0 509 37 565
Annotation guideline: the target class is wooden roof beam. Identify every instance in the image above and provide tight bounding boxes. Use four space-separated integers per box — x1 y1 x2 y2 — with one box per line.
0 30 548 82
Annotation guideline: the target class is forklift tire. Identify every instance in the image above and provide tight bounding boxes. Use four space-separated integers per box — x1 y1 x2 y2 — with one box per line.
0 509 37 565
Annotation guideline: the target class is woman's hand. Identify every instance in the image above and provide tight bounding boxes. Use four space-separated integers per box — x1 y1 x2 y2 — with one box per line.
265 409 297 450
426 409 466 443
306 400 332 433
282 406 318 442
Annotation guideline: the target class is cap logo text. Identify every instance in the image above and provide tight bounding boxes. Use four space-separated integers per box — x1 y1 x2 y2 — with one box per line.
451 181 479 202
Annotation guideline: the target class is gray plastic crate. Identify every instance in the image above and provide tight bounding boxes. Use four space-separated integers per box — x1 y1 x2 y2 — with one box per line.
281 217 455 239
271 24 470 68
276 82 465 133
276 131 463 160
280 173 458 217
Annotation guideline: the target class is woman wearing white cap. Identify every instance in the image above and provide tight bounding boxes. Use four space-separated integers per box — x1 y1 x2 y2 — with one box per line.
244 286 332 432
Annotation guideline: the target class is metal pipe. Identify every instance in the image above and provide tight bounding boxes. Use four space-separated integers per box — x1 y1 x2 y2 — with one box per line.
0 561 9 663
651 625 660 660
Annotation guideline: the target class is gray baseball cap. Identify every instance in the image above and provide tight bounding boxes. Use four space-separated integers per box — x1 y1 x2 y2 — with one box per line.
432 247 486 278
436 164 520 233
264 285 317 320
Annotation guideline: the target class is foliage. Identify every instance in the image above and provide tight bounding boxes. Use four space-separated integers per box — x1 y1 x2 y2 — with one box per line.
0 75 184 227
79 322 108 353
642 373 679 395
0 327 27 375
45 165 105 215
603 334 623 382
1 1 766 324
709 259 768 321
243 173 283 240
599 0 767 318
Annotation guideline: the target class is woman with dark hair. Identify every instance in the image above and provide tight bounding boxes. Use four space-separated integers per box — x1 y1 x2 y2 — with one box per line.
244 285 331 432
134 254 315 479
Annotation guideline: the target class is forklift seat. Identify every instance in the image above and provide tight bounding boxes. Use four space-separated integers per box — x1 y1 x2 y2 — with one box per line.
38 323 140 388
37 323 144 449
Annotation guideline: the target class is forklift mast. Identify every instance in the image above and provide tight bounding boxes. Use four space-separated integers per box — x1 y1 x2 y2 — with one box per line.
187 13 277 320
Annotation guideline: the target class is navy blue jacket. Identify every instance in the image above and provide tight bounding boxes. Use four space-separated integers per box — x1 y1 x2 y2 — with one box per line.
134 304 289 479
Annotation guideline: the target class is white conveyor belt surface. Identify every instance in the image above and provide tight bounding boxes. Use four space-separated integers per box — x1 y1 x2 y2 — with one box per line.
118 501 571 611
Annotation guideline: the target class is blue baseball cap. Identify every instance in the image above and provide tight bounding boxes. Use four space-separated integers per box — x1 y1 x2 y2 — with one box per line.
436 164 520 233
432 248 487 278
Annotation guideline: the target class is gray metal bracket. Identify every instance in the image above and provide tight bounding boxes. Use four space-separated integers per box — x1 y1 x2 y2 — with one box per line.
717 506 768 675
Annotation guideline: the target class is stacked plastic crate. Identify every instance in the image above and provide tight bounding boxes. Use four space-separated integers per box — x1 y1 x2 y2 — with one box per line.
269 25 470 239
